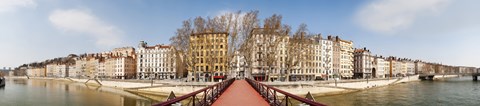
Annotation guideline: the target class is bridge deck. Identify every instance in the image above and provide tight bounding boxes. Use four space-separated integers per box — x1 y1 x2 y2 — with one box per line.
212 80 269 106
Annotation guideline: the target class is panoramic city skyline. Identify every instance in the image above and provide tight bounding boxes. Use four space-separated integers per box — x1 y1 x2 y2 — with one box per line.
1 0 479 68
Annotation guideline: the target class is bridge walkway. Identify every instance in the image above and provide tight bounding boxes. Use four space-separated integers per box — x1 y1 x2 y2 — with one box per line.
212 80 269 106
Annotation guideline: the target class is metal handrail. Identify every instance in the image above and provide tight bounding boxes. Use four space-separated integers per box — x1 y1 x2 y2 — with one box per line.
153 78 235 106
246 78 327 106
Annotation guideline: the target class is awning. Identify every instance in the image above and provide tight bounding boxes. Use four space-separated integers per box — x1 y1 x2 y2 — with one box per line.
213 76 224 79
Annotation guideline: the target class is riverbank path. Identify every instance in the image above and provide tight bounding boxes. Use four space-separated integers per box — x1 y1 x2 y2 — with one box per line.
211 80 269 106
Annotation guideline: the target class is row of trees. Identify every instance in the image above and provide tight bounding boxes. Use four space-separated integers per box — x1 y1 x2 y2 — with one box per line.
170 10 315 81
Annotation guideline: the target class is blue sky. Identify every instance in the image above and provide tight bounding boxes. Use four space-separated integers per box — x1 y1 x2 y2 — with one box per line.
1 0 479 68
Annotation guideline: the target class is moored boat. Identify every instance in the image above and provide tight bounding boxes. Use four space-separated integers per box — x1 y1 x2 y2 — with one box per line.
0 77 5 87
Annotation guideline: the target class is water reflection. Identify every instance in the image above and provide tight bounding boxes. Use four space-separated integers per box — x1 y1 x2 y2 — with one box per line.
0 78 167 106
315 77 480 106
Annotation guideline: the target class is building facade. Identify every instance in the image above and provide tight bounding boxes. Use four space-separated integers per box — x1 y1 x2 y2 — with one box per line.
373 56 388 78
26 68 46 77
73 57 87 78
111 56 136 79
405 60 415 75
229 51 247 79
248 28 289 81
336 37 354 79
46 64 69 78
353 48 374 78
86 56 101 78
308 35 354 80
189 32 228 82
320 37 333 80
137 41 177 80
306 36 323 80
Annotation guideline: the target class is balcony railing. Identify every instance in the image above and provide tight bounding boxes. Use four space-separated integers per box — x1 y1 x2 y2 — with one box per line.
246 78 326 106
153 78 235 106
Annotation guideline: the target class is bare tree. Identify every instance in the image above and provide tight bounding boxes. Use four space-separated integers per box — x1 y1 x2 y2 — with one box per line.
240 14 290 81
237 10 259 79
284 23 310 81
170 20 197 81
194 17 206 33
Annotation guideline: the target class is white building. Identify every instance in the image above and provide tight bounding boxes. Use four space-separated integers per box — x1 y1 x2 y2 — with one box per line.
73 57 87 78
46 64 69 78
68 66 76 78
229 51 247 79
320 38 333 79
405 60 415 75
97 61 106 78
137 41 177 80
373 56 388 78
353 48 374 79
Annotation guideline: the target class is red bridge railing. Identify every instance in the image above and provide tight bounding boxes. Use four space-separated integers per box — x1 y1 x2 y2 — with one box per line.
246 78 327 106
153 78 235 106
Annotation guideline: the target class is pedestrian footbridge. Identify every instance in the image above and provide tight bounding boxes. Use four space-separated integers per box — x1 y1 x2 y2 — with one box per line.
153 79 326 106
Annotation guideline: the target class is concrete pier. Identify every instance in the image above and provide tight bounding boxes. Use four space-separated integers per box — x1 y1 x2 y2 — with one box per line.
473 74 479 81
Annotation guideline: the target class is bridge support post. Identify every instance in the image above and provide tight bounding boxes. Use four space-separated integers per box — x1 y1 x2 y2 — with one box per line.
473 76 478 81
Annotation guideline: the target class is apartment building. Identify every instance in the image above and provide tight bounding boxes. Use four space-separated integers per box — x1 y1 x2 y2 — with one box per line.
189 32 228 82
353 48 374 78
111 56 136 79
137 41 177 80
26 68 46 77
46 64 69 78
373 56 388 78
320 37 333 80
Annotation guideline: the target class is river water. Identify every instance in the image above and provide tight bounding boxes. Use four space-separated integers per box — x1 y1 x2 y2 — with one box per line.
316 77 480 106
1 77 479 106
0 78 165 106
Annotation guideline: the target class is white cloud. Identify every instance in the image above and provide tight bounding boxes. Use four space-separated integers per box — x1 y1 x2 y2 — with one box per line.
0 0 36 13
355 0 450 33
49 9 123 47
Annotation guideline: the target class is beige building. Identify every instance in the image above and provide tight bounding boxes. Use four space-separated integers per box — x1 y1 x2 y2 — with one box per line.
105 57 116 78
46 64 69 78
189 32 228 82
329 36 354 79
111 47 136 57
404 60 415 75
339 39 354 79
303 36 322 81
331 37 341 79
248 28 289 81
73 57 87 78
387 57 402 77
111 56 136 79
86 56 101 78
26 68 46 77
97 60 106 78
72 47 137 79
